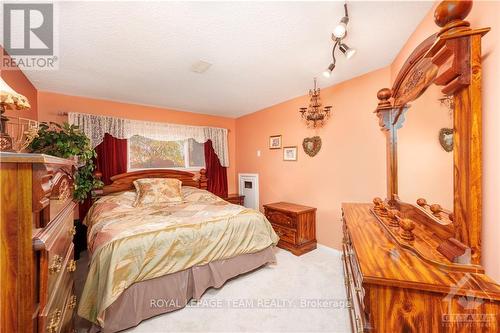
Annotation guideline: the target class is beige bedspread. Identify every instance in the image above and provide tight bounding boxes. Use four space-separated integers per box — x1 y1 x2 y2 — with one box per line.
78 187 278 325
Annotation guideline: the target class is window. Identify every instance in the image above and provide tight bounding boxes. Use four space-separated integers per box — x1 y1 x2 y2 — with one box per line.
128 135 205 170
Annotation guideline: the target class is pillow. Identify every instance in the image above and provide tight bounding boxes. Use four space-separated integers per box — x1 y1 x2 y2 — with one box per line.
132 178 183 207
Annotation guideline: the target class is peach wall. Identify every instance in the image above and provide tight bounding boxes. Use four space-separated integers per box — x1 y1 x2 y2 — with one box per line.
390 0 500 283
37 91 237 193
235 67 390 249
0 48 38 120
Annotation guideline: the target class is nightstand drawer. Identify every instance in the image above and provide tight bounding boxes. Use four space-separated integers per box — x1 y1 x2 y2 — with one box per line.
263 202 316 256
271 223 296 244
265 210 296 228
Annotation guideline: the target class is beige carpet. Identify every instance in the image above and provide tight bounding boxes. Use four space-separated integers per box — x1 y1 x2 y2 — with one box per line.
75 246 351 333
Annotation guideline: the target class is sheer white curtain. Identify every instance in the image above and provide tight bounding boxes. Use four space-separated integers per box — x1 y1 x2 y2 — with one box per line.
68 112 229 167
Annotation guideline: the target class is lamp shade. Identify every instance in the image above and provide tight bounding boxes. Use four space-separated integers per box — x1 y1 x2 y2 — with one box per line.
0 77 31 110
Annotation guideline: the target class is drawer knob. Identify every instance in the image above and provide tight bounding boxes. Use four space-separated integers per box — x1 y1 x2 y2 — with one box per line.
275 230 284 237
47 309 62 333
67 259 77 273
49 255 63 274
69 226 76 237
68 295 77 309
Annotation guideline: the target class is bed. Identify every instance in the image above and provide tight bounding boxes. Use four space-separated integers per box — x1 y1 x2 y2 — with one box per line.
77 169 279 332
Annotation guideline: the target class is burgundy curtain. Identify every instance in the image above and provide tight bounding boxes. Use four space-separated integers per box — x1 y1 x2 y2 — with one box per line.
204 140 228 198
94 133 128 185
78 133 128 219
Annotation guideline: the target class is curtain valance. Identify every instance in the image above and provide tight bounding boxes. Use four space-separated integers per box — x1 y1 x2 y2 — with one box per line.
68 112 229 167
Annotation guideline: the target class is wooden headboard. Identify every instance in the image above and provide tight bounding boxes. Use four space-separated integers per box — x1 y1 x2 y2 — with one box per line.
94 169 207 196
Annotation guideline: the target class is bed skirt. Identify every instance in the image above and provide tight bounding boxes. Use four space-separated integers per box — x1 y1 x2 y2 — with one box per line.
88 246 276 332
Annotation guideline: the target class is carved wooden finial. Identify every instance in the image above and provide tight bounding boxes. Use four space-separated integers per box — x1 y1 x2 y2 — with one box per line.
430 204 443 218
375 88 392 111
387 209 400 228
400 218 416 241
416 198 427 207
373 197 383 206
434 0 472 34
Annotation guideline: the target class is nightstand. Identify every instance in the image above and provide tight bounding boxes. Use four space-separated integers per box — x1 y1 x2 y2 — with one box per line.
223 193 245 206
263 202 317 255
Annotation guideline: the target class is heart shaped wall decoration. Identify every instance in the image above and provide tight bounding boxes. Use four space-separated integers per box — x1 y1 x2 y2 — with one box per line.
302 136 322 157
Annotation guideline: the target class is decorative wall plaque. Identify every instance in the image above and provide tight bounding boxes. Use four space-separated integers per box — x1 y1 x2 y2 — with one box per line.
302 136 322 157
439 128 453 152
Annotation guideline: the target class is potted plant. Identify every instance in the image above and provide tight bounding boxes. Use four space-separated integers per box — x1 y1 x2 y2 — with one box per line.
28 122 103 202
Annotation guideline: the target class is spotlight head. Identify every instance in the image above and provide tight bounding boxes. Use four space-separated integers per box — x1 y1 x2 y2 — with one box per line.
339 43 356 59
322 63 335 78
333 16 349 39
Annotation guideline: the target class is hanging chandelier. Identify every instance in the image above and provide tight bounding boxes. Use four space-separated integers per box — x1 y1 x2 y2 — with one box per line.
299 78 332 128
322 1 356 78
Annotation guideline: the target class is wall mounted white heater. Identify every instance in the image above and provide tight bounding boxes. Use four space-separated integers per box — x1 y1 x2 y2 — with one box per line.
238 173 259 210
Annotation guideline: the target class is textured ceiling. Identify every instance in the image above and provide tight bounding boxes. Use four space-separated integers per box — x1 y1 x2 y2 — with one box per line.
16 1 432 117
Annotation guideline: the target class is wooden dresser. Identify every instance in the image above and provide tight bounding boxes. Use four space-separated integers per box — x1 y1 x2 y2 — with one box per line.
342 203 500 333
223 193 245 206
1 153 77 333
263 202 316 255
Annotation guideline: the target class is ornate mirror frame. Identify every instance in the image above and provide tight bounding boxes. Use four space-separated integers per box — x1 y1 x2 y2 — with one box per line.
374 0 489 265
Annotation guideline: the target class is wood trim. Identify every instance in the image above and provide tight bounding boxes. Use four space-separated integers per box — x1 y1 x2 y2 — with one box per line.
0 152 76 165
453 33 483 264
98 168 208 195
0 162 34 333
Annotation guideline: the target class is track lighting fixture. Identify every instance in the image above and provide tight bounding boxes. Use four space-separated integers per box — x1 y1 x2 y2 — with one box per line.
323 1 356 77
333 16 349 39
322 63 336 78
339 43 356 59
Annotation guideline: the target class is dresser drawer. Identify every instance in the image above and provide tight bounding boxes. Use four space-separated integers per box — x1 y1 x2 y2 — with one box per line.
40 243 75 333
59 290 76 333
45 203 76 296
342 243 368 333
271 223 296 244
265 210 296 228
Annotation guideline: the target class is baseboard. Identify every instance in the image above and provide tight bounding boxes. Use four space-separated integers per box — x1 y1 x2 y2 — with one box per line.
316 243 342 254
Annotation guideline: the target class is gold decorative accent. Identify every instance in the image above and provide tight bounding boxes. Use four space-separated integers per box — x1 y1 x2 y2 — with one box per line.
69 226 76 237
67 259 77 273
438 94 454 118
47 309 62 333
299 78 332 128
20 125 39 151
68 295 77 309
48 255 63 274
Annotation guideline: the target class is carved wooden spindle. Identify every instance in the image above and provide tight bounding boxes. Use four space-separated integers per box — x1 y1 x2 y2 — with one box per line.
400 218 416 241
387 209 401 228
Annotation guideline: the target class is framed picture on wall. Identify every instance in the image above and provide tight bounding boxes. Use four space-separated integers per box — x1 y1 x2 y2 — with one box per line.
283 146 298 161
269 135 282 149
